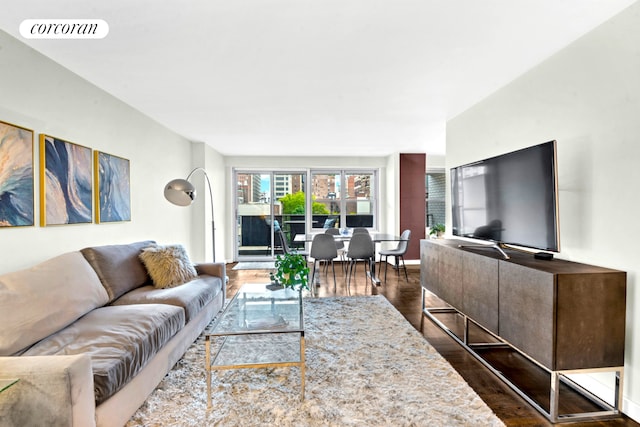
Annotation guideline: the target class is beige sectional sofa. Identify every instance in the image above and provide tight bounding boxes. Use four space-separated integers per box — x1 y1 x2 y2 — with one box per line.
0 241 226 427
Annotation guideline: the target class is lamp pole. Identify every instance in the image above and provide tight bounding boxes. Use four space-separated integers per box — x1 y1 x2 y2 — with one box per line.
164 167 216 262
186 168 216 263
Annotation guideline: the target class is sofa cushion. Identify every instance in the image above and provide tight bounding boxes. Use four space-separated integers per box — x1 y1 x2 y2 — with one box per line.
112 275 222 322
21 304 185 405
81 241 155 302
138 244 197 289
0 252 109 356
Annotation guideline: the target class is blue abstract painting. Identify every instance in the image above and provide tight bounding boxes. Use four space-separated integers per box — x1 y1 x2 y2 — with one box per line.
41 135 92 225
96 151 130 223
0 121 34 227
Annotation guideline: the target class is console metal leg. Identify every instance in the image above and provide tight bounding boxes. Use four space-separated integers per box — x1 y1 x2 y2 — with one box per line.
421 289 625 424
550 371 560 422
463 315 469 345
616 370 624 412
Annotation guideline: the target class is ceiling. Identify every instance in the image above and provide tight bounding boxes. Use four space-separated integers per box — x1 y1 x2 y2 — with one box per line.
0 1 636 157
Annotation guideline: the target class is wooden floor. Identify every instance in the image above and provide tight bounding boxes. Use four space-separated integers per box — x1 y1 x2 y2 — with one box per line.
226 261 638 427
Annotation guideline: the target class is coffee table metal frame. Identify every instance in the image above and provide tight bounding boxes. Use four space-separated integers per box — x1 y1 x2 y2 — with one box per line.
205 283 305 409
0 378 19 393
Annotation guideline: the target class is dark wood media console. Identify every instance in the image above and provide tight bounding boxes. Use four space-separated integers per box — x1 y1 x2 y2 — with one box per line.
420 239 626 423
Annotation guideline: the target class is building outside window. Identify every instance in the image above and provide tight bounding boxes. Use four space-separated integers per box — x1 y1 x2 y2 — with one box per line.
311 170 377 229
426 171 446 228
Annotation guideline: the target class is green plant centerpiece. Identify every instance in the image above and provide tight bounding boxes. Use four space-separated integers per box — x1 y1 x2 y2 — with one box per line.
271 252 310 291
429 223 445 239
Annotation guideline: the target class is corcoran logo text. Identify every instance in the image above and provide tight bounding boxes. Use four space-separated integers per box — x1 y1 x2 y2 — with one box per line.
20 19 109 39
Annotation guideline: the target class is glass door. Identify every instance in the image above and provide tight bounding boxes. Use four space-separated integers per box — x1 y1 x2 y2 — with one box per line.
235 170 307 260
274 172 307 254
235 172 271 259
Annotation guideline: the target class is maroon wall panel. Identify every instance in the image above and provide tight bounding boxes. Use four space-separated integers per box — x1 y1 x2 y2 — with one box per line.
399 153 426 259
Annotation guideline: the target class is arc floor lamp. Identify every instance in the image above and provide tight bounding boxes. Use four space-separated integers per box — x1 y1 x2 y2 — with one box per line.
164 167 216 262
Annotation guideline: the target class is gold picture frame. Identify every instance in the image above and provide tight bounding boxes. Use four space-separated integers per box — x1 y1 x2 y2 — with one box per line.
94 151 131 223
39 134 93 226
0 120 34 227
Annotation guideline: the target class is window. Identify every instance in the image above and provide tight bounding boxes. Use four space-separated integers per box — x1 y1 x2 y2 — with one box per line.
234 168 379 260
426 170 445 228
311 170 377 230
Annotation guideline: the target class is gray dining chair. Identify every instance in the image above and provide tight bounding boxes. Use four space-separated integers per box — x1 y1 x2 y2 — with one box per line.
325 228 346 272
345 232 375 286
277 229 309 259
310 233 338 290
379 229 411 281
352 228 369 235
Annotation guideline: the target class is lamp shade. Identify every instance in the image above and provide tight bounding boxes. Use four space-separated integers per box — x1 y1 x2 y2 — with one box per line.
164 178 197 206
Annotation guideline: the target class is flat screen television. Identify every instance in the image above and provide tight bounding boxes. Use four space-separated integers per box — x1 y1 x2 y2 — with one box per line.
450 140 559 255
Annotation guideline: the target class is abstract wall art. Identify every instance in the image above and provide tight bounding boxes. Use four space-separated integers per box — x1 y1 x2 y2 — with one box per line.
94 151 131 223
39 135 93 226
0 121 34 227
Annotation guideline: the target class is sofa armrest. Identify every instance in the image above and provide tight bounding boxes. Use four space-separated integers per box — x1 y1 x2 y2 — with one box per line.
0 354 96 427
194 261 225 279
195 262 227 300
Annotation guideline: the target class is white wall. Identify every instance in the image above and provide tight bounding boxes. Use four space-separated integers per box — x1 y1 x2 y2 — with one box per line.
0 27 396 270
385 153 400 238
447 2 640 419
426 154 446 171
0 30 221 273
189 142 226 263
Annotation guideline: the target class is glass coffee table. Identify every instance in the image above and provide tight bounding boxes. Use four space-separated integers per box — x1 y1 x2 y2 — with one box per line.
205 283 305 409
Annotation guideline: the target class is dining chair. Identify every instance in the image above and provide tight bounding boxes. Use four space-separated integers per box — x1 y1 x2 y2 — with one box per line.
277 229 309 259
379 229 411 281
310 233 339 290
352 228 369 235
345 232 375 286
325 228 346 273
266 218 283 252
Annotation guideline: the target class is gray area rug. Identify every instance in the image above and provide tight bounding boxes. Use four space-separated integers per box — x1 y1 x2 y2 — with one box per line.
232 261 276 270
126 296 504 426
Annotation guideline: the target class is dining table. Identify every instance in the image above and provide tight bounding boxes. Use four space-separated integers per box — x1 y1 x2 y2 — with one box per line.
293 231 402 285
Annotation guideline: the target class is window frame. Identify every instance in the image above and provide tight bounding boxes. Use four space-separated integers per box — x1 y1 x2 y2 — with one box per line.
309 168 379 231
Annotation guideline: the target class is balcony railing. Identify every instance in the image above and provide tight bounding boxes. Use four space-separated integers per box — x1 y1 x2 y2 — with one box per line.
239 214 374 248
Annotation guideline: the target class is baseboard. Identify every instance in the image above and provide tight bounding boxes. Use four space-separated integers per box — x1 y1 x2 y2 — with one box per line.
625 397 640 423
568 374 640 423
